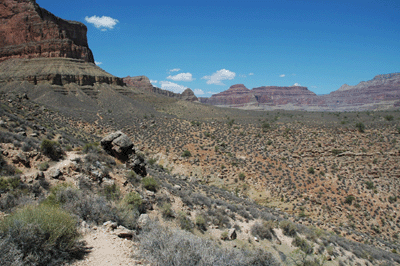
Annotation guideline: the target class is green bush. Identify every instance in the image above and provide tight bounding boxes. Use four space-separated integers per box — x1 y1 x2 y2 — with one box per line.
40 139 63 160
181 150 191 158
280 220 297 237
126 170 140 185
0 204 81 265
355 122 365 133
195 215 207 231
142 177 158 192
101 183 120 201
345 195 356 205
0 176 21 193
178 212 193 232
37 161 50 171
384 115 394 121
308 167 315 174
238 172 245 181
160 202 174 219
251 221 275 240
292 236 313 255
123 191 142 209
82 142 100 154
365 181 374 190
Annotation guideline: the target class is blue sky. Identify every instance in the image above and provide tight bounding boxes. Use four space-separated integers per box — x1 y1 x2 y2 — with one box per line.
38 0 399 96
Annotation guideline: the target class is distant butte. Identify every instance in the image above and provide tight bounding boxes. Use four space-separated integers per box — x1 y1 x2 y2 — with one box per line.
200 73 400 111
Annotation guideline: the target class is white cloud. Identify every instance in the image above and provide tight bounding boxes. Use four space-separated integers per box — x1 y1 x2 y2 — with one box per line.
159 81 187 94
202 69 236 85
150 80 158 84
167 72 194 81
95 61 102 65
293 83 301 86
169 68 181 73
194 89 204 95
280 74 285 78
249 73 254 76
85 15 119 30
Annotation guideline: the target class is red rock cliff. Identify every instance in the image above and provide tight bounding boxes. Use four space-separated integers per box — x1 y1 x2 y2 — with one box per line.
0 0 94 63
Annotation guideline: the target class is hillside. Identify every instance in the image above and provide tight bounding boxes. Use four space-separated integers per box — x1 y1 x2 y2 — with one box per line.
1 0 400 265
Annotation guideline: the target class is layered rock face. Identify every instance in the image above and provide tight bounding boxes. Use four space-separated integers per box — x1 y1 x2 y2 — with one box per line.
0 58 124 86
201 73 400 111
0 0 124 86
123 75 198 102
0 0 94 63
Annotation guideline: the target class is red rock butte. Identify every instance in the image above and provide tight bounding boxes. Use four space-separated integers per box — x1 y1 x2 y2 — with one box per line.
0 0 94 63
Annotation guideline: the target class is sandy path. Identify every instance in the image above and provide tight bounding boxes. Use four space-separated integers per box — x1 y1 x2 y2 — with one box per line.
70 227 147 266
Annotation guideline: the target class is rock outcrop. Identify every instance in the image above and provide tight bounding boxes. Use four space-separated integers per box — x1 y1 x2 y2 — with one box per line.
123 75 198 102
181 88 198 102
0 0 94 63
101 131 146 176
123 76 154 92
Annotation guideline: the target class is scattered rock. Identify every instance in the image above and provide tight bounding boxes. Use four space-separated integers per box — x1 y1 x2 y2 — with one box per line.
48 168 62 179
101 131 134 161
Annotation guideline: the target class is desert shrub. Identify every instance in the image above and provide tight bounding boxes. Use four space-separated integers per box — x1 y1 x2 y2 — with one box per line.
0 154 17 176
344 195 355 205
239 172 245 181
101 183 120 200
142 177 158 192
116 203 140 230
181 150 191 158
251 221 275 240
40 139 63 160
355 122 365 133
365 181 374 190
147 157 157 165
37 161 49 171
139 222 278 266
178 211 193 232
307 167 315 174
0 176 21 193
195 215 207 231
0 204 81 265
123 191 142 209
207 208 231 229
160 202 174 219
191 193 211 208
44 186 119 225
280 220 297 237
126 170 140 185
292 236 313 255
82 142 100 154
384 115 394 121
388 196 397 203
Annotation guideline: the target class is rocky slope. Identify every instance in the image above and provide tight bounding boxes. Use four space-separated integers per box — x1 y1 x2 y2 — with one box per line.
123 75 198 102
0 0 94 63
201 73 400 111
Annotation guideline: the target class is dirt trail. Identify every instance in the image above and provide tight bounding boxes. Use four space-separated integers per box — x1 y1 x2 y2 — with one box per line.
70 226 145 266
